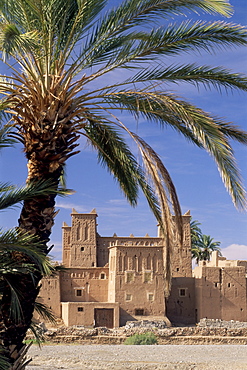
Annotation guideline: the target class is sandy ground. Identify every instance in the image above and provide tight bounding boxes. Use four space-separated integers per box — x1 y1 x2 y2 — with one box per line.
26 344 247 370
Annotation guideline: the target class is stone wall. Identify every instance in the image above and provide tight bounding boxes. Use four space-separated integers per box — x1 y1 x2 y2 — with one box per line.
198 318 247 328
27 320 247 345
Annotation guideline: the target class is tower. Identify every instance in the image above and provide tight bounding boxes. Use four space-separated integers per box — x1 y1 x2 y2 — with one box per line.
62 208 98 268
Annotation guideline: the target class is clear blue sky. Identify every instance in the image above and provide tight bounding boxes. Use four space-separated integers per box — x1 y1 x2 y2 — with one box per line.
0 0 246 262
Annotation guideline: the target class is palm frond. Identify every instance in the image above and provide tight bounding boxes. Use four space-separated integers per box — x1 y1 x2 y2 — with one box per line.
75 2 239 72
128 63 247 93
103 89 247 210
0 228 55 275
84 119 150 206
92 0 233 38
0 179 71 211
0 112 16 148
34 301 56 325
0 349 10 370
83 116 170 230
113 124 183 295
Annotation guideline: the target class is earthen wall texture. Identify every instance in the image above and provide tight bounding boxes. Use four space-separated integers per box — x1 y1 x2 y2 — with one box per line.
39 211 247 328
194 266 247 322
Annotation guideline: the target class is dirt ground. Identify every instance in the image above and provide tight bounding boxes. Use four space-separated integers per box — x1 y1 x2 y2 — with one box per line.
26 344 247 370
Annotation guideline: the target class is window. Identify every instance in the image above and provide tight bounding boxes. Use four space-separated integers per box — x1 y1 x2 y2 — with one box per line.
80 247 84 251
76 289 82 296
144 271 152 283
135 309 144 316
176 268 180 272
126 272 134 283
179 288 186 297
126 294 132 301
78 307 84 312
228 283 231 288
100 273 106 279
148 293 154 301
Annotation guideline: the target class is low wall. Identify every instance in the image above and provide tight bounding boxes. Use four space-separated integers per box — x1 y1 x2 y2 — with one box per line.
198 318 247 328
27 320 247 345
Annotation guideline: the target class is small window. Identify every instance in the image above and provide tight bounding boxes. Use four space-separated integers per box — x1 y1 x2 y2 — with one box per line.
179 288 186 297
176 268 180 272
228 283 231 288
135 308 144 316
80 247 84 251
78 307 84 312
100 273 106 279
126 272 134 283
215 283 218 288
76 289 82 296
144 271 152 283
148 293 154 301
126 294 132 301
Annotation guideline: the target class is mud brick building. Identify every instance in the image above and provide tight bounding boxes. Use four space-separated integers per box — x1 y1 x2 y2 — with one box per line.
38 209 247 327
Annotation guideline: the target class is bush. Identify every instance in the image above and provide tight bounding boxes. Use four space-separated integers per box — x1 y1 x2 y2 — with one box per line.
124 332 157 345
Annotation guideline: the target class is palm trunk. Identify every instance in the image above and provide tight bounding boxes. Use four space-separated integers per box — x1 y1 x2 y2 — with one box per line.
0 85 80 364
0 163 64 366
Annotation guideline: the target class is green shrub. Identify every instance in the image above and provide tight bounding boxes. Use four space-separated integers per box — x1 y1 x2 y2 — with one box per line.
124 332 157 345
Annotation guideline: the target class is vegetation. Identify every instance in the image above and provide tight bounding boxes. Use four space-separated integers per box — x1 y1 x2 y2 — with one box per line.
124 332 157 345
0 0 247 366
190 219 222 263
0 123 64 369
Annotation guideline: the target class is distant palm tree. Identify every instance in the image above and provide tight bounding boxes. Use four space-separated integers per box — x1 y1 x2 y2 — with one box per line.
194 234 222 263
190 219 202 246
190 219 202 262
0 0 247 363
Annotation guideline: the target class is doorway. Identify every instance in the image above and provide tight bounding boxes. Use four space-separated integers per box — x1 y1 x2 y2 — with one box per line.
94 308 114 328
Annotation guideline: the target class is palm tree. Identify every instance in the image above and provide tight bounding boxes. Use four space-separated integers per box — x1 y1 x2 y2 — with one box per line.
190 219 203 262
195 234 222 263
0 229 55 370
0 123 65 368
0 0 247 359
190 219 202 247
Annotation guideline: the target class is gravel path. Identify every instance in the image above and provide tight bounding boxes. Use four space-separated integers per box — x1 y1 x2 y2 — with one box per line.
26 344 247 370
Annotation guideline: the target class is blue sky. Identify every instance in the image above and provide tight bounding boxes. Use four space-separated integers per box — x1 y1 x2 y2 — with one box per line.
0 0 247 263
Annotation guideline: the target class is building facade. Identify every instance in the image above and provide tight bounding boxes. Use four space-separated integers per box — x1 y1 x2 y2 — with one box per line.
38 209 247 327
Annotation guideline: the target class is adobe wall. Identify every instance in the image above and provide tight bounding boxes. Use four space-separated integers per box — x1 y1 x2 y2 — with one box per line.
194 265 247 322
60 267 109 303
61 302 119 327
109 245 166 326
221 266 246 321
171 213 192 278
166 277 195 324
62 210 98 268
38 275 61 318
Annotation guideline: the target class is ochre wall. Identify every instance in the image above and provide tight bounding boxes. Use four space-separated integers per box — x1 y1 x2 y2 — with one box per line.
60 268 109 303
194 264 247 322
38 275 61 318
61 302 119 327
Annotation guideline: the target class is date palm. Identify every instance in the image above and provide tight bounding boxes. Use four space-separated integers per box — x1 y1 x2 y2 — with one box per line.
0 123 65 368
0 0 247 362
195 234 222 263
190 219 203 262
0 183 65 368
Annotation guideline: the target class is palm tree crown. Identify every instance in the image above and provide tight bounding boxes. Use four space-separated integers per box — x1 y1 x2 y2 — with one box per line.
0 1 246 236
194 234 222 263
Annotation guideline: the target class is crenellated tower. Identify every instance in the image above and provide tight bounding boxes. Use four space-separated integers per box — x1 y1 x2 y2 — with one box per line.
62 208 98 268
